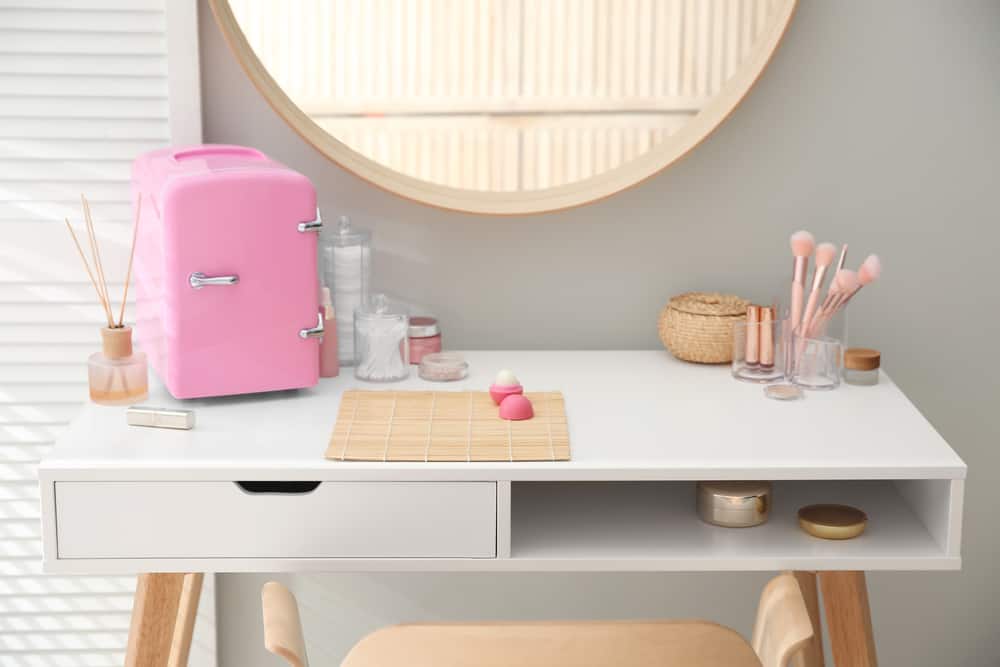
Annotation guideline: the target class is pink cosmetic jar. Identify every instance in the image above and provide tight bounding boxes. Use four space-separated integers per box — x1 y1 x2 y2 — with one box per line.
408 316 442 364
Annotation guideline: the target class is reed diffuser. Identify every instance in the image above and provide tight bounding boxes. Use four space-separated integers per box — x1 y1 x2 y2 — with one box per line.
65 194 148 406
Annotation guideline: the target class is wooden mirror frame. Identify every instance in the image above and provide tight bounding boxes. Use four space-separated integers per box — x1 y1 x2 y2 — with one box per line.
209 0 796 216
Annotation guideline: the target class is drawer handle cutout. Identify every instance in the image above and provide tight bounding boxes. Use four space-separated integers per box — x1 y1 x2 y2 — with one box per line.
236 481 321 495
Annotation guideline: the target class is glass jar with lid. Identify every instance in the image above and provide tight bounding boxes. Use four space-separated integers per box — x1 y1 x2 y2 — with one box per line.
843 348 880 386
408 316 442 364
354 294 409 382
320 215 371 365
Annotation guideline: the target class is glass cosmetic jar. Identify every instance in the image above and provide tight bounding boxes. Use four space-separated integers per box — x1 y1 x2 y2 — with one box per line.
321 215 371 365
408 316 442 365
843 348 880 386
418 352 468 382
787 333 842 391
732 310 784 383
354 294 409 382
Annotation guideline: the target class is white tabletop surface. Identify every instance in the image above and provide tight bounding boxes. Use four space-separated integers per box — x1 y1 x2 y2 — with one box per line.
41 351 966 482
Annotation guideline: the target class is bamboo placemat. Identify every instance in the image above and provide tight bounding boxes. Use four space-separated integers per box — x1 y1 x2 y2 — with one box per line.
326 390 570 462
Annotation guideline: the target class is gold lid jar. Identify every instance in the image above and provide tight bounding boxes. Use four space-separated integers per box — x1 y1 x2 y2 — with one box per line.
696 481 771 528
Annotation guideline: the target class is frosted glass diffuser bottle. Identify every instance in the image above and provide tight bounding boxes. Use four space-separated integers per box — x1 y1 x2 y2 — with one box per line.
320 215 371 365
88 326 148 406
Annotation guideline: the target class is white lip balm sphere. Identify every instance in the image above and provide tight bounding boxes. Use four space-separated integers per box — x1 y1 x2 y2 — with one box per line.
494 369 520 387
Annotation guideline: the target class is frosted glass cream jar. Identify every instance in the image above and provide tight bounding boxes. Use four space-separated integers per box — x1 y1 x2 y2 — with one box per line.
844 348 880 386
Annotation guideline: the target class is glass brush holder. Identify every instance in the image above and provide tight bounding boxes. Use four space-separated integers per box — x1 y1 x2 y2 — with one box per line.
88 326 148 405
785 308 847 391
732 309 784 383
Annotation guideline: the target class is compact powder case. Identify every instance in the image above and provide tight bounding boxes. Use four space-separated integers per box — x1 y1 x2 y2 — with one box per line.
798 504 868 539
696 481 771 528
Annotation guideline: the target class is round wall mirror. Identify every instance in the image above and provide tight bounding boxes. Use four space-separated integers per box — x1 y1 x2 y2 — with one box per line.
210 0 796 214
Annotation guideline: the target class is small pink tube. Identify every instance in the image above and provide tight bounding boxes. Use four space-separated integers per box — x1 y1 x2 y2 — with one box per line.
319 287 339 378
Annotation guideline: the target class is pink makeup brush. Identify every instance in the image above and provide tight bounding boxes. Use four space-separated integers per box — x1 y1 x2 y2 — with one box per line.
799 242 837 334
835 254 881 313
789 231 815 330
819 268 850 313
808 269 857 337
858 254 881 289
836 244 848 271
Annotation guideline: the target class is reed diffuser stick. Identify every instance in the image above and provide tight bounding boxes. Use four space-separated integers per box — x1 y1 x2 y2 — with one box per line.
117 194 142 327
64 219 113 326
66 194 149 406
81 194 113 324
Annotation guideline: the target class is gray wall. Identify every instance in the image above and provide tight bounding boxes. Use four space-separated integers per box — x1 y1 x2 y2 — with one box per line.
200 0 1000 664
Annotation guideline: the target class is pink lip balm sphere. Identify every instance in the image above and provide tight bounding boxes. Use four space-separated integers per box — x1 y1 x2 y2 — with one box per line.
489 369 523 405
499 394 534 421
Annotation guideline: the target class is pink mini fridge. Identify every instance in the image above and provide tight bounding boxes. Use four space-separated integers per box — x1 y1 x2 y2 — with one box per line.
132 145 323 399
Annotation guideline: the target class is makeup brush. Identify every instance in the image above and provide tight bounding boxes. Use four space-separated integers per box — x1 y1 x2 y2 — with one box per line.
836 244 849 271
810 269 858 337
833 254 881 314
799 242 836 334
858 254 881 288
788 230 815 330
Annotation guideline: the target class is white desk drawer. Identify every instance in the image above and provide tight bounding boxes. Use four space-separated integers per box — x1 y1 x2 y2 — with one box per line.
55 481 496 559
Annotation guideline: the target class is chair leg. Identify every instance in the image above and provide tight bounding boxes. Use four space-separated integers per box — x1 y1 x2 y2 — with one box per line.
791 571 825 667
819 571 878 667
126 573 204 667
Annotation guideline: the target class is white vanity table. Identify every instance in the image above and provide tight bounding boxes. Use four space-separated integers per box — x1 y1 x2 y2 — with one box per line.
39 351 965 666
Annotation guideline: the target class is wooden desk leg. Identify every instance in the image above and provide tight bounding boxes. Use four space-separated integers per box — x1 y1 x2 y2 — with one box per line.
819 571 878 667
791 571 826 667
169 573 204 667
126 573 204 667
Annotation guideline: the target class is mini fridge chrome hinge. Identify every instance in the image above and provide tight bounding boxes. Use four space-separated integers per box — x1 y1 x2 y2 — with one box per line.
298 207 323 233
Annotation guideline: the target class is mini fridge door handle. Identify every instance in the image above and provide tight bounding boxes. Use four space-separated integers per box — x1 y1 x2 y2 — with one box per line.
297 208 323 233
299 312 324 339
189 272 240 289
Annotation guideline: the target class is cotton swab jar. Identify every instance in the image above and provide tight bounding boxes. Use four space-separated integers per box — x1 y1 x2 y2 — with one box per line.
320 215 371 366
354 294 409 382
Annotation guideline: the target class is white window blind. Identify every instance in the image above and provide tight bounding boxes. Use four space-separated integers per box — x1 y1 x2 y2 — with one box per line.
0 1 213 664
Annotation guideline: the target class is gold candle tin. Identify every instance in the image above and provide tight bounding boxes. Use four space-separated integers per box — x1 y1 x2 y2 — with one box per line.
798 504 868 539
696 481 771 528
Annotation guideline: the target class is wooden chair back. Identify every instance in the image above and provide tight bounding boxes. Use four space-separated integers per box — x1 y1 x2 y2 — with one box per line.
261 572 814 667
342 620 761 667
262 581 309 667
751 572 815 667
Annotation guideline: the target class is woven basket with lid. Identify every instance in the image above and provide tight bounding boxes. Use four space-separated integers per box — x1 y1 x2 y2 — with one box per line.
658 292 749 364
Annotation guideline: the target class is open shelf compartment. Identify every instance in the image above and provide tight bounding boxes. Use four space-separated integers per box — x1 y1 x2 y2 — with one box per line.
508 480 962 571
